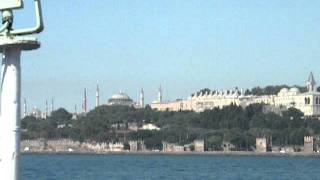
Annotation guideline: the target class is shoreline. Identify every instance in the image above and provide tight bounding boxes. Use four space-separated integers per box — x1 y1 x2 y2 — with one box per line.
21 151 320 157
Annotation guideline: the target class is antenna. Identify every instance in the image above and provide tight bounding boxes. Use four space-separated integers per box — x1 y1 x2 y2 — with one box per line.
0 0 23 11
0 0 44 36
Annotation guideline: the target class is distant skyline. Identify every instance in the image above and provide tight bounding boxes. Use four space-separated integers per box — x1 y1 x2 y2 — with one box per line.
11 0 320 112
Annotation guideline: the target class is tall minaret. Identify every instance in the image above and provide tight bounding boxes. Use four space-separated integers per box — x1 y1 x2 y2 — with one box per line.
51 98 54 113
74 105 77 114
72 105 78 120
82 88 87 113
45 100 48 118
140 88 144 108
23 98 27 118
307 72 316 92
96 84 100 108
158 86 163 103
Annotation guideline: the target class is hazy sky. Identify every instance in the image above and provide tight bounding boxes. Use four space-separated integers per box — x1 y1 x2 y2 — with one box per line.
10 0 320 112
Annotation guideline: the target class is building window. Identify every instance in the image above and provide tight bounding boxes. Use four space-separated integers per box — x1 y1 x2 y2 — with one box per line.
305 97 308 105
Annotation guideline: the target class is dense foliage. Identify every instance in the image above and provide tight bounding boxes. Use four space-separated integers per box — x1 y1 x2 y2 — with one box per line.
22 104 320 151
192 85 309 97
247 85 307 96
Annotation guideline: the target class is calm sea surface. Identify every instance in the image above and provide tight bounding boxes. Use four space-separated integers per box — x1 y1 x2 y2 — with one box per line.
21 154 320 180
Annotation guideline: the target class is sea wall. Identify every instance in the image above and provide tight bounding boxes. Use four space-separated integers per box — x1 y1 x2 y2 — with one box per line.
21 139 318 156
21 139 124 153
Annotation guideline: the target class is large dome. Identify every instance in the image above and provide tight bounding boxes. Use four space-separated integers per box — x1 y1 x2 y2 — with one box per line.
108 91 133 106
111 92 131 100
280 88 289 93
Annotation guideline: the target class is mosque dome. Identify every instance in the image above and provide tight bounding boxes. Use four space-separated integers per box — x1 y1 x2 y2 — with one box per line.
108 91 134 106
289 87 300 93
279 88 289 94
111 92 131 100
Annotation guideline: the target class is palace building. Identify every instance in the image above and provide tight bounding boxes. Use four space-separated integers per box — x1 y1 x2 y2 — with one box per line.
150 72 320 116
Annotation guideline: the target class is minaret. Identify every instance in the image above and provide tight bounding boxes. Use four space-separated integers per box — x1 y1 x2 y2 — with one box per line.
45 100 48 118
96 84 100 108
51 98 54 113
158 86 163 103
307 72 316 92
82 88 87 113
23 98 27 118
72 104 78 120
74 105 77 114
140 88 144 108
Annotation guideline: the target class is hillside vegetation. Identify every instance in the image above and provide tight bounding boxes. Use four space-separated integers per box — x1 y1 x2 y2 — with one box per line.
22 104 320 150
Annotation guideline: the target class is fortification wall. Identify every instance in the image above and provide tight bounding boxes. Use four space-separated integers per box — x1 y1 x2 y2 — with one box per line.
20 139 125 153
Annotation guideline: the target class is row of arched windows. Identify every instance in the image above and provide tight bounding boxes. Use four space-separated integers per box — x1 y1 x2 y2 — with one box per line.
305 97 311 105
305 97 320 105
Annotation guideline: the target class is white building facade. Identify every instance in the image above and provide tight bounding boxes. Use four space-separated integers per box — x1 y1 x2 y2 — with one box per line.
151 72 320 116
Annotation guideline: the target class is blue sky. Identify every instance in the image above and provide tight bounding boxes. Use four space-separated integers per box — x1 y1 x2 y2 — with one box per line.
10 0 320 112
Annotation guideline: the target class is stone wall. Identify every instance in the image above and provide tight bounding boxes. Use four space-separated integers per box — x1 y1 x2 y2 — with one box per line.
129 141 146 151
46 139 81 152
162 142 184 152
21 139 125 153
21 139 46 152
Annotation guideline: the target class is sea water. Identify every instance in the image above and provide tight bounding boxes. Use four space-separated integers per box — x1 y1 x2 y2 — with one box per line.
21 154 320 180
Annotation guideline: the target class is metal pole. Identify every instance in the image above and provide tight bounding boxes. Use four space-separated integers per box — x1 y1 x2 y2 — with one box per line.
0 46 21 180
0 1 43 179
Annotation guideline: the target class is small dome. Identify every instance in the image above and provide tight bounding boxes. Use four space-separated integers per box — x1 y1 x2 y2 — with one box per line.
280 88 289 93
289 87 300 93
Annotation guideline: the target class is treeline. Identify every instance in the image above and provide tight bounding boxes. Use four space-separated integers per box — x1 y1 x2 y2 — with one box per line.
192 85 309 97
247 85 307 96
21 104 320 151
